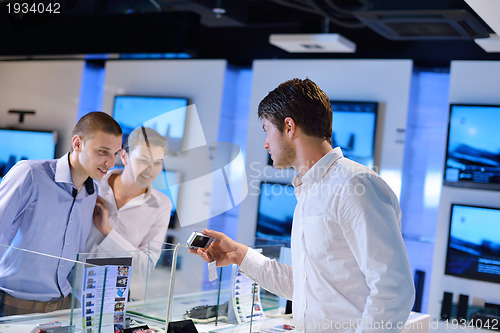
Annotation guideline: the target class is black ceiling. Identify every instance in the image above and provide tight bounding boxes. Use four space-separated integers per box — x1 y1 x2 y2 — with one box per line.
1 0 500 68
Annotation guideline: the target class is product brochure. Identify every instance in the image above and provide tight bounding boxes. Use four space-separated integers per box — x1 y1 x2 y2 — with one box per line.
232 267 265 324
83 257 133 333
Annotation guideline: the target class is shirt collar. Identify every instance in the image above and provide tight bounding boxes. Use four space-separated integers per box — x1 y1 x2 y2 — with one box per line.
292 147 343 187
54 153 95 195
54 153 73 185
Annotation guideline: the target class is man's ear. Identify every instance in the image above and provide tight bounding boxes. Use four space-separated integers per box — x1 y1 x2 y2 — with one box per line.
72 135 83 152
284 117 296 138
120 149 128 166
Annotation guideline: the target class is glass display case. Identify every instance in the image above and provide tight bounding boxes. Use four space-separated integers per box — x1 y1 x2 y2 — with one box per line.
0 244 108 333
0 242 293 332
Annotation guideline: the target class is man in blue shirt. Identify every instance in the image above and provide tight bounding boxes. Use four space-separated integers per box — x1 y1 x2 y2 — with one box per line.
0 111 123 316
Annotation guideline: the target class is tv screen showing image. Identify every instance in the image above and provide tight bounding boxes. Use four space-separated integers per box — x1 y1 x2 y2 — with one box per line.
444 104 500 190
0 129 57 182
113 95 189 155
152 170 180 218
266 100 378 169
445 204 500 284
331 100 378 169
255 182 297 246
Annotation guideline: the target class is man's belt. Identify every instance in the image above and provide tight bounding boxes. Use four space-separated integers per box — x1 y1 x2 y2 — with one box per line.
0 290 71 314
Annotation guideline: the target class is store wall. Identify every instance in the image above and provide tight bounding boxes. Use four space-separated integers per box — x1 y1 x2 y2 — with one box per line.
237 59 413 246
428 61 500 318
0 60 85 156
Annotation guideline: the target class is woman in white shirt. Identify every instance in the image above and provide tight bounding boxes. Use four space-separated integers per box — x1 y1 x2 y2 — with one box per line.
84 126 172 299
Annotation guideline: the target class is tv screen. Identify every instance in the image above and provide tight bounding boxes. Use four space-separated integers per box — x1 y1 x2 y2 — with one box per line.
445 204 500 284
331 100 378 169
255 182 297 246
444 104 500 190
0 129 57 182
266 100 378 168
152 170 180 218
113 95 189 155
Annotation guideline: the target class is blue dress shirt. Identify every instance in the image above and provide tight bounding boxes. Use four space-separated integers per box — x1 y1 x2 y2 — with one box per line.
0 153 97 301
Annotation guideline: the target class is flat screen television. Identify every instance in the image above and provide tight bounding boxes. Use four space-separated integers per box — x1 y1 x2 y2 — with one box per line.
152 170 180 219
330 100 378 169
255 182 297 246
444 104 500 191
266 100 378 168
0 129 57 182
445 203 500 284
112 95 189 155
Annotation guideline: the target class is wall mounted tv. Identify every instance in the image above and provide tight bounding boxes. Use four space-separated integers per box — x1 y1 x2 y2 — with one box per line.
445 204 500 284
331 100 378 169
0 129 57 182
113 95 189 155
152 170 180 220
255 182 297 246
444 104 500 191
266 100 378 169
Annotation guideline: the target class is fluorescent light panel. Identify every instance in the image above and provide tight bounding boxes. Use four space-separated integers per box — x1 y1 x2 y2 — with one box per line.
269 33 356 53
475 34 500 53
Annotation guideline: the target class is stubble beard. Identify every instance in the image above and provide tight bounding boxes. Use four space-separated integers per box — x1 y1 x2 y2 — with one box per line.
273 139 296 169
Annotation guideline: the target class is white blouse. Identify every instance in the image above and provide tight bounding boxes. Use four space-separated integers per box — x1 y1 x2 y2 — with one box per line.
84 169 171 297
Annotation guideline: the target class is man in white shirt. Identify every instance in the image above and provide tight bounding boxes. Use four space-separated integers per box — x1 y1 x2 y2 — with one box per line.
193 78 415 332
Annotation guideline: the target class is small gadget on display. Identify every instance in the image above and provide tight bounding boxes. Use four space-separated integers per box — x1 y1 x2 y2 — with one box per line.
187 231 214 249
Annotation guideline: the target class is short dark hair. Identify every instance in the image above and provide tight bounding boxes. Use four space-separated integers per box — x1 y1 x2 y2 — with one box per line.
124 126 167 154
72 111 122 140
258 78 332 144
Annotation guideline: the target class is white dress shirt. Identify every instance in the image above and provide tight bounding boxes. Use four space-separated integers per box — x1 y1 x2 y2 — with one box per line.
84 169 171 295
240 148 415 332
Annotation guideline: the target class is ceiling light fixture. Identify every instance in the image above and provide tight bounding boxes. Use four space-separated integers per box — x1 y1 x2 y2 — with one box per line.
475 34 500 53
269 33 356 53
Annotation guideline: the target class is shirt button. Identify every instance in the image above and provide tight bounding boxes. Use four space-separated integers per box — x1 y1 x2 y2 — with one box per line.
303 274 307 280
65 242 69 246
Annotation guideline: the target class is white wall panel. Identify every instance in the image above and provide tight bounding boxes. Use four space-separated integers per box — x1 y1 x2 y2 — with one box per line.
0 60 84 155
